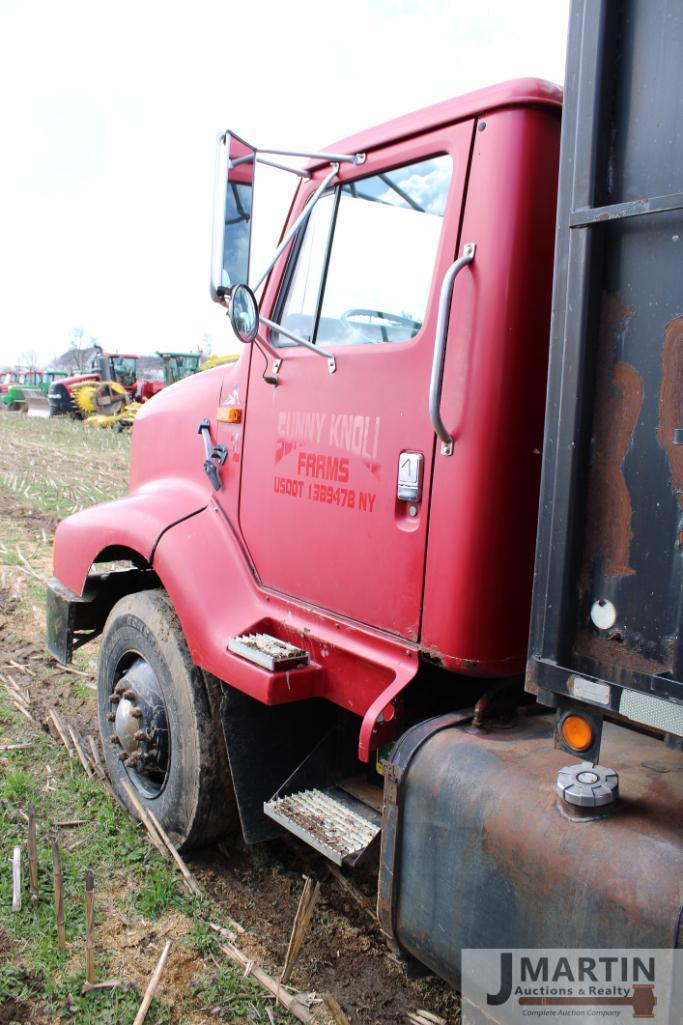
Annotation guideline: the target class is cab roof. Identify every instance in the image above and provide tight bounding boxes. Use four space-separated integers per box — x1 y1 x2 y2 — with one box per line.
312 78 562 169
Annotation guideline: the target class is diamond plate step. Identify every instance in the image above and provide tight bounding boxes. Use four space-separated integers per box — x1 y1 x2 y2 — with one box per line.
228 633 309 671
264 786 381 866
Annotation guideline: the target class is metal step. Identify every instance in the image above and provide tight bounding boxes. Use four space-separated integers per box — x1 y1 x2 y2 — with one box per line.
264 786 381 866
228 632 309 671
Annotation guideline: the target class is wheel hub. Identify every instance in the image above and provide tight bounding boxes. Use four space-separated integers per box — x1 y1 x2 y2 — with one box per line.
108 657 169 795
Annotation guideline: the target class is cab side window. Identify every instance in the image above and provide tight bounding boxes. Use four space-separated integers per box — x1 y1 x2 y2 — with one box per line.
275 155 452 347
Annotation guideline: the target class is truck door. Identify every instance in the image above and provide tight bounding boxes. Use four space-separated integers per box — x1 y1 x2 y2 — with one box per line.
237 122 474 640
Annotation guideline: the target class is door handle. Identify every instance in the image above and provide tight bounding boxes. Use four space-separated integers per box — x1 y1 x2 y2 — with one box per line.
429 242 476 455
397 451 424 502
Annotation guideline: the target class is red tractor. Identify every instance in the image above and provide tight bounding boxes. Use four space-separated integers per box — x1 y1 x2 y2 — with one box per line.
0 369 15 395
48 348 140 418
46 1 682 1010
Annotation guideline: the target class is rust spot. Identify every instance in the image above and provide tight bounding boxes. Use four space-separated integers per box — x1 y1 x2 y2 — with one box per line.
579 296 641 585
583 351 643 579
419 645 447 668
574 629 670 675
657 315 683 507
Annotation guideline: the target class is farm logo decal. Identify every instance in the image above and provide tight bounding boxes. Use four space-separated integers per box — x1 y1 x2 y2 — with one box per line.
272 409 381 513
461 949 681 1025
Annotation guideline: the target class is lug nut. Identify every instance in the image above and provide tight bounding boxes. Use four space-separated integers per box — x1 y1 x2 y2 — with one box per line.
123 689 137 701
114 682 127 695
108 693 120 704
106 712 116 722
118 750 128 762
124 755 141 768
109 734 121 746
134 729 149 742
130 708 143 719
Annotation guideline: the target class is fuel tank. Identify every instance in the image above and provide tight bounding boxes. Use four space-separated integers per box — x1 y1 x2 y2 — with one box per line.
378 715 683 988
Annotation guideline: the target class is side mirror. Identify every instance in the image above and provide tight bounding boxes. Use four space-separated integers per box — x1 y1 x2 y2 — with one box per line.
229 284 259 344
210 132 256 302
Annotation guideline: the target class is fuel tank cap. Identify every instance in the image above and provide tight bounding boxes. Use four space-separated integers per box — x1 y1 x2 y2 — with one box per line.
556 761 619 807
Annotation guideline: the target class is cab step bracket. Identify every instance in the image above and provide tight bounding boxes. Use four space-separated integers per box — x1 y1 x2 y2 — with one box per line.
264 786 381 866
228 633 309 671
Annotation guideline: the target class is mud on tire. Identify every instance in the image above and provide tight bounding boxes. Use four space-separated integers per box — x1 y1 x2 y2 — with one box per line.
98 589 235 850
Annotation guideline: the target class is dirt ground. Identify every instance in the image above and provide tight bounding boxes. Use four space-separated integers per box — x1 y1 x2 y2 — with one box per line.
0 415 460 1025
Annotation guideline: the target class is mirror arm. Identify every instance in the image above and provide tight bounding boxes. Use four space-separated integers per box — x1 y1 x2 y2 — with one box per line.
222 128 256 150
257 146 365 165
232 153 311 178
252 165 339 292
259 316 336 374
255 156 311 178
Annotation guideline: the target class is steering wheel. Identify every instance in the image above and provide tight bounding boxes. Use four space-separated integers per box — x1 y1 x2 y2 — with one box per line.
340 308 422 343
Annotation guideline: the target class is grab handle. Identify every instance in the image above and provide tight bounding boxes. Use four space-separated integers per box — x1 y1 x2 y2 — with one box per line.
429 242 476 455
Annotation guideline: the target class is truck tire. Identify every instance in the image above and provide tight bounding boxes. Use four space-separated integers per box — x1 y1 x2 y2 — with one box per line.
97 590 235 850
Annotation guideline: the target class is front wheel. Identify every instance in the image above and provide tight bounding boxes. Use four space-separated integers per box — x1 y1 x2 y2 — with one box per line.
98 590 236 850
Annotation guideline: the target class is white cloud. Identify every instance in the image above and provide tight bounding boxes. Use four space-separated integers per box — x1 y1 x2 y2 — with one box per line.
0 0 569 365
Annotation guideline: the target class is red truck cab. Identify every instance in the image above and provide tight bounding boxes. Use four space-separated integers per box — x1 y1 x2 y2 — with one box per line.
47 58 681 995
49 76 560 757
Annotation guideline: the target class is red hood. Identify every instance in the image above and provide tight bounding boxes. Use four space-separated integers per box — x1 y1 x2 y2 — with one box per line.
54 372 100 389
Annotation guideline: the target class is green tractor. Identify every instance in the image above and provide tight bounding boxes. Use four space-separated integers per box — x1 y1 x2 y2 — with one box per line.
3 369 70 416
157 351 202 387
1 369 48 413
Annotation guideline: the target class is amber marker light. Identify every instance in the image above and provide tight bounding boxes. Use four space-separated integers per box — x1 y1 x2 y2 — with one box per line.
561 713 594 752
217 407 242 424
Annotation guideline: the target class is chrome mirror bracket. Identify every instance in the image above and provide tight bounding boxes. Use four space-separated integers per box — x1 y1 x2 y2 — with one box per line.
253 165 339 291
259 315 337 373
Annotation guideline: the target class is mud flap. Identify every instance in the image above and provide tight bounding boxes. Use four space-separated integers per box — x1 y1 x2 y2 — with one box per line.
218 684 334 844
46 569 157 663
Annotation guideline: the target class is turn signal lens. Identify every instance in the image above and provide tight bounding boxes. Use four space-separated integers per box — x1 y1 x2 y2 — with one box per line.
561 714 593 752
217 406 242 424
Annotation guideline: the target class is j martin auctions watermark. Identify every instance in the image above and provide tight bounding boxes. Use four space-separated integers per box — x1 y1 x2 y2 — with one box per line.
461 950 682 1025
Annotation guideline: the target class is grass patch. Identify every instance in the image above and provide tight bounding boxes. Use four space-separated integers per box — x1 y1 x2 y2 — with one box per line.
0 692 290 1024
0 698 177 1021
188 964 288 1024
0 961 172 1024
133 864 194 920
0 410 130 520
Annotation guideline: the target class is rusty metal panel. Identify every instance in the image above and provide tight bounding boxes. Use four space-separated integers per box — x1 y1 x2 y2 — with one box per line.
528 0 683 716
378 716 683 988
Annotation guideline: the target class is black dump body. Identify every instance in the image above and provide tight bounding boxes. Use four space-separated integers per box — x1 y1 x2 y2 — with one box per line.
527 0 683 740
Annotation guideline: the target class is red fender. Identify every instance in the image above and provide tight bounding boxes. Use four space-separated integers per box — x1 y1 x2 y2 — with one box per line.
151 500 417 761
53 363 229 594
52 481 208 595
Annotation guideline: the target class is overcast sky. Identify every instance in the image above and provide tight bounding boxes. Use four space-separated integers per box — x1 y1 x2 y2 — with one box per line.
0 0 569 366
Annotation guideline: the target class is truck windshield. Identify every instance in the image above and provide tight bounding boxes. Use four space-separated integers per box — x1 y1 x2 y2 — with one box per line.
274 155 452 347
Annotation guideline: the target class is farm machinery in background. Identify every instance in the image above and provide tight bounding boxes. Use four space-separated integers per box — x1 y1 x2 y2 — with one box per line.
46 348 185 424
82 351 205 429
1 369 68 415
3 351 236 426
81 351 239 429
48 348 139 419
